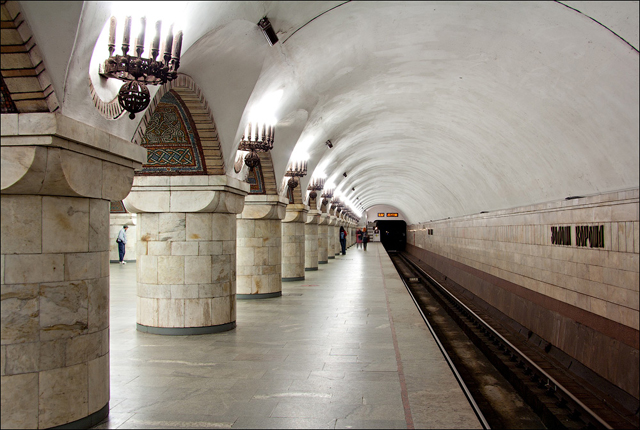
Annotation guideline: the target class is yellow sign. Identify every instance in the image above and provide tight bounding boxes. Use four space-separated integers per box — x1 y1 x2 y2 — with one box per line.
377 213 385 217
386 213 398 217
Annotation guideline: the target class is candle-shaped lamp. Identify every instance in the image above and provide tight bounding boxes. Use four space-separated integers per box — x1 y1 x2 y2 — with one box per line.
135 16 146 57
122 16 132 55
151 20 161 60
108 16 117 56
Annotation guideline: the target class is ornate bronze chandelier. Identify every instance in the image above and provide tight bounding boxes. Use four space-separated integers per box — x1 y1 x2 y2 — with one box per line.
321 188 334 207
285 160 308 189
238 122 276 169
307 177 325 201
100 16 183 119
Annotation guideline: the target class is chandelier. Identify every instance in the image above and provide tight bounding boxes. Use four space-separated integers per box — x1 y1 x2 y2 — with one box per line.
307 178 325 201
99 16 183 119
238 122 276 169
285 160 308 189
320 188 334 207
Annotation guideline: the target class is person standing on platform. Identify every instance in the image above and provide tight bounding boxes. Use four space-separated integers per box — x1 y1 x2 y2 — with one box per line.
116 225 128 264
339 226 347 255
362 227 369 251
356 229 362 249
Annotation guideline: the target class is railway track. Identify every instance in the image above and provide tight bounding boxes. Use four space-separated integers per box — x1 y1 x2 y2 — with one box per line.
389 250 637 430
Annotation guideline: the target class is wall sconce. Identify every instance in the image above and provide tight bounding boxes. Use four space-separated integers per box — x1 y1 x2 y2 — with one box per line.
100 16 183 119
343 172 347 177
285 160 308 189
307 177 325 201
238 122 275 169
258 17 278 46
325 140 333 148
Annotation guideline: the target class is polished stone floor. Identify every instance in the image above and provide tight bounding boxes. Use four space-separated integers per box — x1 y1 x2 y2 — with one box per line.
95 243 481 429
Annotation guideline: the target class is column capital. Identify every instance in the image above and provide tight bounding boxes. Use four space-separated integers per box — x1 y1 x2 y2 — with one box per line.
318 213 330 225
283 203 309 223
1 113 146 200
238 194 289 220
125 175 250 214
306 209 321 224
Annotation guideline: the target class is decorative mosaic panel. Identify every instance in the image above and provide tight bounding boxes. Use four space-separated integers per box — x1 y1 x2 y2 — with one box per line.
138 90 206 175
1 76 18 113
247 164 266 194
110 201 128 213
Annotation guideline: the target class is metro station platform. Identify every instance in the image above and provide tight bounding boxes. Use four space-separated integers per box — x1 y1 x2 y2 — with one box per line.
97 243 482 429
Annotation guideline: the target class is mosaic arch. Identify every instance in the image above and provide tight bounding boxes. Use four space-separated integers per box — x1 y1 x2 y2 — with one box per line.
132 74 225 175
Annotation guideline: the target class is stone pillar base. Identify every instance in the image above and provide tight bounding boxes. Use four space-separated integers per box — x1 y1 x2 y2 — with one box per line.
136 322 236 335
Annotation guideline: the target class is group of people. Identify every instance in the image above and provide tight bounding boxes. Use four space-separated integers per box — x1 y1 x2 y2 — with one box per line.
338 226 369 255
356 228 369 251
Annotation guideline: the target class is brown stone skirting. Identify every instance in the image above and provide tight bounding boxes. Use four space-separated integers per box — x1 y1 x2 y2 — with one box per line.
406 244 639 350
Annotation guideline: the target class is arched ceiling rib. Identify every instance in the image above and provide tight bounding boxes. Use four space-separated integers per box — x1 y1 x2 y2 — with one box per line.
16 1 639 224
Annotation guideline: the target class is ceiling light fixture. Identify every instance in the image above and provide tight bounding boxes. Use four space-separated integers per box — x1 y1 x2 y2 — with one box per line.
100 15 182 119
285 160 308 189
307 177 325 202
238 122 276 170
258 17 278 46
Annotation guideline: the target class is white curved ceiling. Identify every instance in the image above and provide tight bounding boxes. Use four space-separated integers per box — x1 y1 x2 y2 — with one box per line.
18 1 639 224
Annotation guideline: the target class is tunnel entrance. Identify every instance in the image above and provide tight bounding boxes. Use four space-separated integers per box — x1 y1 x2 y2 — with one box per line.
375 220 406 252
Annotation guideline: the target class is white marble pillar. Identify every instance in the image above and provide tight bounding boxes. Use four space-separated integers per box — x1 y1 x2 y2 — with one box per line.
305 209 321 271
281 204 308 281
327 215 337 259
236 195 288 299
317 213 329 264
1 113 145 429
124 175 249 335
333 215 341 257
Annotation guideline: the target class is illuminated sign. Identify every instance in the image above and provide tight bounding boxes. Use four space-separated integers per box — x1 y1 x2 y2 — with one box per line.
386 213 398 217
377 213 385 217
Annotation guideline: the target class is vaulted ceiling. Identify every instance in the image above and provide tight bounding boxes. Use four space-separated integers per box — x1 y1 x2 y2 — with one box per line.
16 1 640 224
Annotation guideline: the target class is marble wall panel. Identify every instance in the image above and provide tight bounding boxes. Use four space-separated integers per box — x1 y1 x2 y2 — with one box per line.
39 280 89 341
158 213 186 242
1 282 40 344
1 195 41 254
89 200 110 252
88 277 109 333
0 373 39 429
88 354 109 414
42 197 89 254
186 213 213 241
185 256 212 284
38 363 88 428
157 256 185 285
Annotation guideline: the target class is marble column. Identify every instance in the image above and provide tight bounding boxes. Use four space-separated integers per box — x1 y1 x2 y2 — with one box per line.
333 214 341 257
124 175 249 335
1 113 145 429
305 209 321 271
281 204 308 281
317 213 329 264
327 215 336 260
236 194 288 299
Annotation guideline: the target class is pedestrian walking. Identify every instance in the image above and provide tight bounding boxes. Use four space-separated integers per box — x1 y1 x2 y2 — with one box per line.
362 227 369 251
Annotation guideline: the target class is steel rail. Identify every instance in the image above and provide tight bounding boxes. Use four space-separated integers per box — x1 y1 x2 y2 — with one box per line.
401 253 613 430
394 257 491 430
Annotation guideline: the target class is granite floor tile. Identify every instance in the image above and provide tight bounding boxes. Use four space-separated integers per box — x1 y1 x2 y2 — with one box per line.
94 244 481 429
